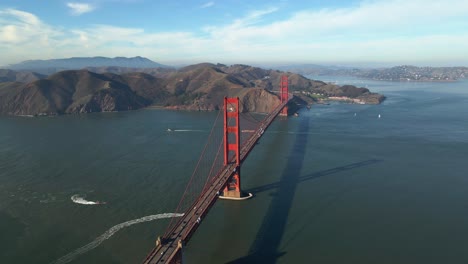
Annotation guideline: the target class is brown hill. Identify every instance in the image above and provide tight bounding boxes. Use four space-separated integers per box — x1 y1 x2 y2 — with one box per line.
0 69 46 83
102 72 169 104
161 63 278 111
0 63 384 116
85 66 175 78
0 70 149 115
220 64 270 82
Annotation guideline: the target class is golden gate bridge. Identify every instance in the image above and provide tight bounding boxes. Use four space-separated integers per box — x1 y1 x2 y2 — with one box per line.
143 76 291 263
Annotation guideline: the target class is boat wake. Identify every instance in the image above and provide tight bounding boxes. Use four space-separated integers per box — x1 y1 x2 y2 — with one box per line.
71 194 102 205
173 129 204 132
52 212 183 264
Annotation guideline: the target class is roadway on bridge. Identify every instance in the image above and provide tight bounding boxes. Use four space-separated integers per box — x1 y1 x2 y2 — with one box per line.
144 99 289 264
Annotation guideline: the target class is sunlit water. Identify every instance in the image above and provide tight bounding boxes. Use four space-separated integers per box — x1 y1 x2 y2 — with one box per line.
1 78 467 263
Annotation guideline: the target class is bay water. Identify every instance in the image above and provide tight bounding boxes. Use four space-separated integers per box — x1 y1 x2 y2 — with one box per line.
0 78 467 263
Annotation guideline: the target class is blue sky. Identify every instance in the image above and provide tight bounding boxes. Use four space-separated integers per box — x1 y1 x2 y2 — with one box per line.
1 0 467 67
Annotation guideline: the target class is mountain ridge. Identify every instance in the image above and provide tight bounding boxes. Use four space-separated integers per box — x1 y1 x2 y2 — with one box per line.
5 56 171 75
0 63 385 116
0 69 46 83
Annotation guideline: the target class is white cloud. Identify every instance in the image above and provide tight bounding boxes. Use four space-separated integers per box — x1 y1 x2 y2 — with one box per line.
1 0 468 66
67 2 96 16
0 9 60 45
198 0 468 63
204 0 468 43
201 1 214 8
0 9 67 65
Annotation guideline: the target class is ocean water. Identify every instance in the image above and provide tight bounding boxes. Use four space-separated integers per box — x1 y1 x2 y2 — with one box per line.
0 78 467 263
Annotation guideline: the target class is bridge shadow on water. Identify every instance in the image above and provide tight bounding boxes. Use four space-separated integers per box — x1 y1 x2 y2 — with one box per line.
247 159 382 195
228 117 382 264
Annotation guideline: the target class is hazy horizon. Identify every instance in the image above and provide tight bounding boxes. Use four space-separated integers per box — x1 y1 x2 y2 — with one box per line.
1 56 467 69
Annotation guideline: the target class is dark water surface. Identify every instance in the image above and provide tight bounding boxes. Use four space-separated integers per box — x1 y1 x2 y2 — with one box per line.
1 78 467 263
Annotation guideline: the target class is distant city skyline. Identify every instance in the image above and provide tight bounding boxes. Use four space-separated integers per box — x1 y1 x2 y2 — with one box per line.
1 0 468 67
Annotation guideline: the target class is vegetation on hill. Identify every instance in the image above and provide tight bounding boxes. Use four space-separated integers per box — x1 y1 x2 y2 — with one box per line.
0 63 385 116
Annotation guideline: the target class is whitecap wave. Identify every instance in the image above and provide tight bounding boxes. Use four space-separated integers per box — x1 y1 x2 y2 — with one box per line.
52 212 183 264
71 194 99 205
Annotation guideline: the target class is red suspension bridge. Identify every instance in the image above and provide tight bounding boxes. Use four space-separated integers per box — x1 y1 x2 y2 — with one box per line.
143 76 292 264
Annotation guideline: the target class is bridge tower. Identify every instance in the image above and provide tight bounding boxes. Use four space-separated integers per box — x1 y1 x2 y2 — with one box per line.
280 75 289 116
220 97 251 200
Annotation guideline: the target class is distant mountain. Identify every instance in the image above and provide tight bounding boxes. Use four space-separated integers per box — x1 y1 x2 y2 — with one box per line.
0 63 384 116
0 69 46 83
6 56 171 75
85 66 176 78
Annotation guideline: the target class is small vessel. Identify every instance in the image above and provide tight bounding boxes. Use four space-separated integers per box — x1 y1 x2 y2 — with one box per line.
167 128 172 132
378 114 381 118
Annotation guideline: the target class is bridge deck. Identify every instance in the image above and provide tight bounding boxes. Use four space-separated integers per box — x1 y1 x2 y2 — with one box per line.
143 99 289 264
